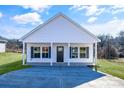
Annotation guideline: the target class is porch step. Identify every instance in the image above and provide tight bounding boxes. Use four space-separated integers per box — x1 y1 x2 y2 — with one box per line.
26 62 92 66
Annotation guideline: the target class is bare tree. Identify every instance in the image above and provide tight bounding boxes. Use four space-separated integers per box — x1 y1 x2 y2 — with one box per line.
97 34 119 59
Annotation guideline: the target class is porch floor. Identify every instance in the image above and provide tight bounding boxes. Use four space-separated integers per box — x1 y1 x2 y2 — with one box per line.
26 62 93 66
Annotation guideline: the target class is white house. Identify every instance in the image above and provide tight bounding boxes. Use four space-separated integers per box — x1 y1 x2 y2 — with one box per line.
0 40 7 53
20 13 100 66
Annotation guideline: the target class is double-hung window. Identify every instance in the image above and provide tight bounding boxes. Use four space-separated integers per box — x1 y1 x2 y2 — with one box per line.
80 47 89 58
70 47 78 58
42 47 51 58
31 47 40 58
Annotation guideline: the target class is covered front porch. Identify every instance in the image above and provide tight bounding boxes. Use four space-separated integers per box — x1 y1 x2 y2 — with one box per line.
22 42 97 66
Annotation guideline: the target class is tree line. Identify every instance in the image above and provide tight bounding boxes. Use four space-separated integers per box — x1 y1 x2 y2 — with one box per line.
97 31 124 59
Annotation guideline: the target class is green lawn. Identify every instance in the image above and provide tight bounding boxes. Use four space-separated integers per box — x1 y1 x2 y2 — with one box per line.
0 52 31 75
97 59 124 79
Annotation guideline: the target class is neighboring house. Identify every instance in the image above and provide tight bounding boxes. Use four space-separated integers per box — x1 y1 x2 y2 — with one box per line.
0 39 7 53
20 13 100 66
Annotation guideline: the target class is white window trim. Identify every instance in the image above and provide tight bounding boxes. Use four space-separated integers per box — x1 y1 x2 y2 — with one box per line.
70 47 78 58
31 46 41 59
70 46 90 59
80 47 89 58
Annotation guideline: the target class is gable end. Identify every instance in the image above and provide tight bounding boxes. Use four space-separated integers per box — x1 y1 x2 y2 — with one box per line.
20 13 100 42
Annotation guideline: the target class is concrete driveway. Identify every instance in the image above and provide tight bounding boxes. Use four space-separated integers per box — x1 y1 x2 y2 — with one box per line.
0 66 124 88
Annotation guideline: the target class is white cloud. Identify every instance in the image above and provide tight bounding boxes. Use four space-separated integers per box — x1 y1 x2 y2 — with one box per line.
5 28 30 39
13 12 43 24
0 12 3 18
88 17 97 23
85 6 105 16
112 5 124 9
108 17 119 23
0 25 33 39
69 5 85 11
83 17 124 37
22 5 51 13
111 5 124 14
70 5 105 16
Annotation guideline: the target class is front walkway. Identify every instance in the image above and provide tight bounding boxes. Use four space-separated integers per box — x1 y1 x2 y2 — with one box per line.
0 66 124 88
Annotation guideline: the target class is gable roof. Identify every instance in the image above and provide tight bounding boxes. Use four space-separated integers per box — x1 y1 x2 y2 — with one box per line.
20 13 100 42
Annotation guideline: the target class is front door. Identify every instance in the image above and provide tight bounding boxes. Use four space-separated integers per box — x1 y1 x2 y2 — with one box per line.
57 46 64 62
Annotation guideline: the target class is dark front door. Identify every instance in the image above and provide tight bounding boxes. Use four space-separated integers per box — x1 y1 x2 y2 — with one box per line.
57 46 64 62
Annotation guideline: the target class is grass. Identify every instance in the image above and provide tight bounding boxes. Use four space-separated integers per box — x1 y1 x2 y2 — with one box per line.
97 59 124 79
0 52 31 75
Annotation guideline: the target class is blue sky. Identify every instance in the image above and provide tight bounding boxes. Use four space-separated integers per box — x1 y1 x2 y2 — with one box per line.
0 5 124 39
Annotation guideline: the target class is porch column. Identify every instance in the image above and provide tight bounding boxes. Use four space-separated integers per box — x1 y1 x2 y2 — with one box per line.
95 43 97 65
22 42 25 65
50 43 53 66
68 43 70 66
94 43 97 65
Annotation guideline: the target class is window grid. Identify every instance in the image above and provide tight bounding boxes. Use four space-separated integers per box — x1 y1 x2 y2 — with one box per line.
70 47 78 58
80 47 89 58
70 47 89 58
42 47 51 58
31 47 40 58
42 47 49 58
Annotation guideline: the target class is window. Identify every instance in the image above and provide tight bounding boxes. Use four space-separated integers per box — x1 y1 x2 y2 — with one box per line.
42 47 51 58
70 47 78 58
80 47 89 58
31 47 40 58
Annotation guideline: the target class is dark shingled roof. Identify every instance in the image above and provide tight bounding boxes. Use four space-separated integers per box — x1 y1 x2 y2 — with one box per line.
0 36 8 43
